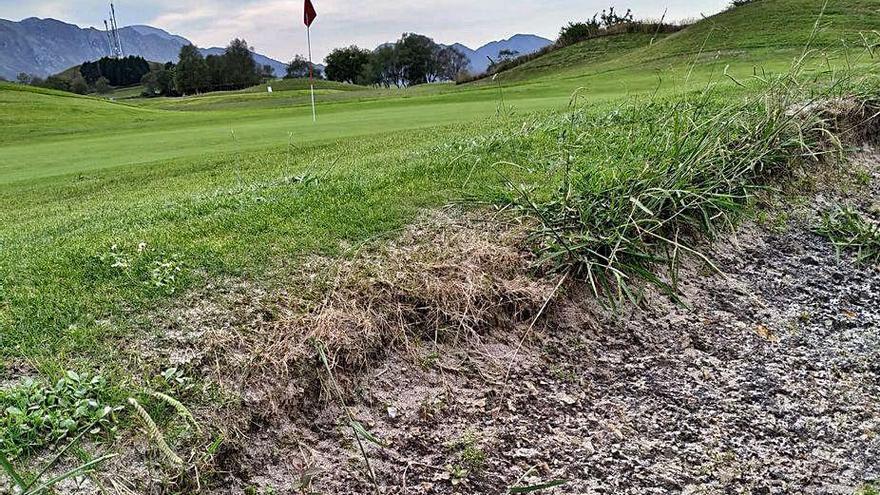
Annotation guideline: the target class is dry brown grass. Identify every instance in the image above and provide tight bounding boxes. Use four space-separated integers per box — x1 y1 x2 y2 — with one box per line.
149 208 555 415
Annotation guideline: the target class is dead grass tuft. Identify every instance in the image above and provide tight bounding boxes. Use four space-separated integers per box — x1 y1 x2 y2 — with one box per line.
152 208 555 415
796 97 880 150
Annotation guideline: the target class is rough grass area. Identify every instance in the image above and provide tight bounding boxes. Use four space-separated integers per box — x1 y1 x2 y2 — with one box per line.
320 153 879 494
506 85 880 304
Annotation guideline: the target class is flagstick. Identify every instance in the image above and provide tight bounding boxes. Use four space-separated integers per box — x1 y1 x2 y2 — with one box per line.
307 25 317 123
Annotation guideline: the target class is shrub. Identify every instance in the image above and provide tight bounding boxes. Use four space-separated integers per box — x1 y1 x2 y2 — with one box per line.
94 76 111 94
558 20 601 47
69 75 89 95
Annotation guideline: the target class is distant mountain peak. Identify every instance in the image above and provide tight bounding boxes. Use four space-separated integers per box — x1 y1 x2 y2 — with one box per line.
0 17 287 80
452 34 553 74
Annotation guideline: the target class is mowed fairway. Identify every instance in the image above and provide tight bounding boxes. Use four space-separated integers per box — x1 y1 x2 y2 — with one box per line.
1 0 878 377
5 0 877 181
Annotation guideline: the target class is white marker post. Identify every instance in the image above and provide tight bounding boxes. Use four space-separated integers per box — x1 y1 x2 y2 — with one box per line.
307 25 317 122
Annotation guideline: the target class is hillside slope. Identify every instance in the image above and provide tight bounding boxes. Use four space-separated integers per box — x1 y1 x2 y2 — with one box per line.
493 0 880 84
492 32 665 83
0 82 157 145
646 0 880 56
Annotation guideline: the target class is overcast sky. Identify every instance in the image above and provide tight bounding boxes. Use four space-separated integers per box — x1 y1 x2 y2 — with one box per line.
1 0 730 62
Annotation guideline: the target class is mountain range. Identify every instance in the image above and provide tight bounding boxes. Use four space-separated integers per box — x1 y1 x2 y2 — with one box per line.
0 17 552 81
451 34 552 74
0 17 289 80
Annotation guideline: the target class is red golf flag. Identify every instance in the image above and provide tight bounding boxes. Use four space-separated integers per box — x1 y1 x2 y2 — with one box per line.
304 0 317 27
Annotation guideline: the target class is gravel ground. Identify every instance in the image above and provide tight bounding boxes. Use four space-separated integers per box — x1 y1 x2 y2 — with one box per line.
261 153 880 495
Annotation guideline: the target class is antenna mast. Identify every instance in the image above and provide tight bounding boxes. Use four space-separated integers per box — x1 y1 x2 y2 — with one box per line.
103 20 115 57
106 3 124 58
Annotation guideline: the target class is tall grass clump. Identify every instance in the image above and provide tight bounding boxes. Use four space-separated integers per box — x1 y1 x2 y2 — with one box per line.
501 62 879 304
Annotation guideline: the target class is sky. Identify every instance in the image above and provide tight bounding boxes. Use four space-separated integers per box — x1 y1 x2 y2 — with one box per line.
0 0 730 62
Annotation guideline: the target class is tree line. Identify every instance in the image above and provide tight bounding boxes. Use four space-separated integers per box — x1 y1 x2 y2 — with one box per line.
12 56 148 95
12 38 270 98
289 33 469 87
81 56 151 86
142 39 272 97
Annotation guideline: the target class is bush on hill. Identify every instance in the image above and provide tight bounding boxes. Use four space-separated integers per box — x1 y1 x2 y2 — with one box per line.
36 75 70 92
69 74 89 94
94 76 111 94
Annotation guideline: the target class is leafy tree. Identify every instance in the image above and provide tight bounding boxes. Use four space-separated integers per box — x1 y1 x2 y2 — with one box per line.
141 71 161 96
338 35 467 87
222 38 261 89
16 72 33 85
437 46 469 81
362 45 404 87
142 67 176 97
157 69 176 95
324 45 371 84
94 76 111 94
285 55 311 79
69 74 89 94
205 54 227 89
79 61 101 84
397 33 441 85
489 49 520 71
174 44 209 95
